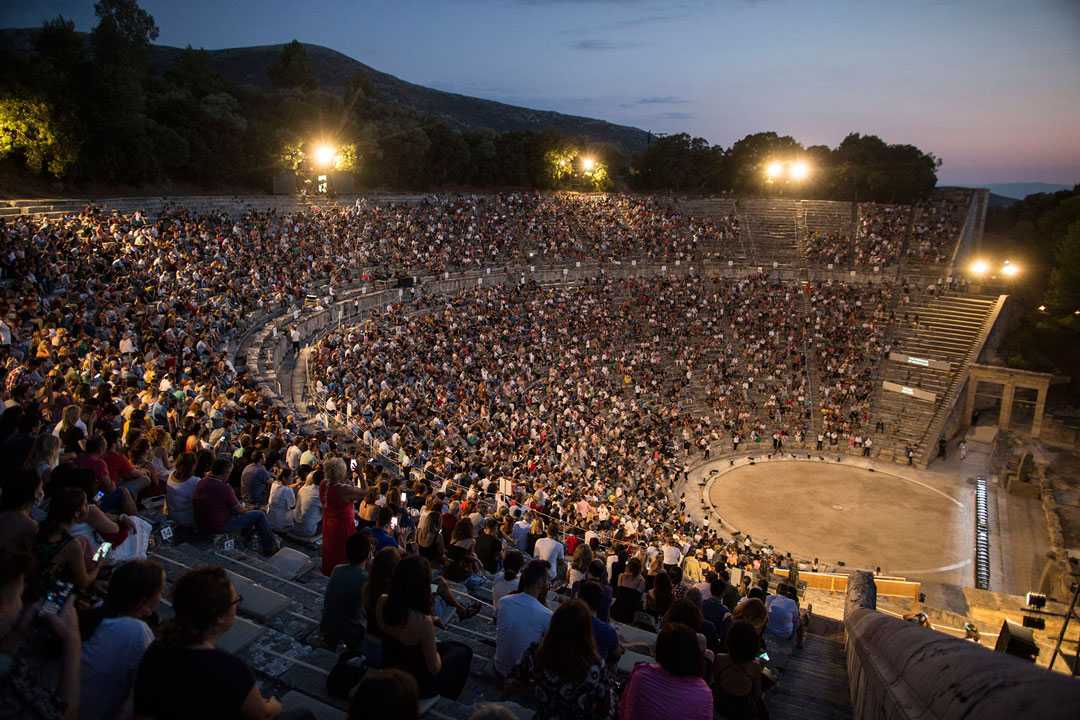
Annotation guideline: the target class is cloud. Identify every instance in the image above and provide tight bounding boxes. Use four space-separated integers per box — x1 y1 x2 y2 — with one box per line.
653 111 695 120
567 38 644 51
621 96 690 107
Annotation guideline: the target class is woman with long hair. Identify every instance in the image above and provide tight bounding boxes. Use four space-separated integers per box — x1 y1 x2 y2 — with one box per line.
374 555 473 701
35 487 100 592
712 620 767 720
80 560 164 720
54 404 85 455
510 599 615 719
415 508 445 565
23 433 61 484
492 549 525 610
320 457 365 576
567 543 593 586
646 570 674 618
364 546 403 638
133 566 291 719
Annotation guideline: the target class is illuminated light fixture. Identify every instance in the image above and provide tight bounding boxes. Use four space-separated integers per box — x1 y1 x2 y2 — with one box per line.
1000 263 1020 278
789 161 810 181
313 143 337 168
1037 304 1047 312
765 161 784 180
581 157 596 172
969 259 990 276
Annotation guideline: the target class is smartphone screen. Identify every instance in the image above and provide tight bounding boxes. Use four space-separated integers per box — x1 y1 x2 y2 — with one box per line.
390 516 399 529
757 651 770 662
41 581 74 615
92 541 113 563
430 583 438 594
94 490 105 503
400 491 407 503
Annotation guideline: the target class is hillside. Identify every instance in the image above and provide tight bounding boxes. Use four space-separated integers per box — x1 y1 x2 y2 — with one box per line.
0 28 651 154
980 182 1071 200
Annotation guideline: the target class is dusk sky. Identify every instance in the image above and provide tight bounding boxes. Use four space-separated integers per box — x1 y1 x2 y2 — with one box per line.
4 0 1079 185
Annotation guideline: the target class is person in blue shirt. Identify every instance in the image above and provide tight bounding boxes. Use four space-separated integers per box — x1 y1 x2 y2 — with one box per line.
365 506 400 552
577 580 622 666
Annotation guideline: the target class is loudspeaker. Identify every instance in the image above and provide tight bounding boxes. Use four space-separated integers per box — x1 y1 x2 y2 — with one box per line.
994 619 1038 661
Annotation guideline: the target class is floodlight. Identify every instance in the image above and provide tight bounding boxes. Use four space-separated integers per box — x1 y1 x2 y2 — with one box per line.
1037 305 1047 312
313 144 337 168
789 161 810 181
1001 263 1020 278
969 259 989 276
765 161 784 180
581 157 596 172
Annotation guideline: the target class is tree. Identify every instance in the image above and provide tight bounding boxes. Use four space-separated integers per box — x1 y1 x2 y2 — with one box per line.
727 132 803 195
91 0 159 68
269 40 317 91
1046 220 1080 314
0 98 77 176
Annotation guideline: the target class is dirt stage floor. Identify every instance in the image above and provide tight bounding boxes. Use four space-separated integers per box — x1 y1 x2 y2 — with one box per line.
704 459 972 583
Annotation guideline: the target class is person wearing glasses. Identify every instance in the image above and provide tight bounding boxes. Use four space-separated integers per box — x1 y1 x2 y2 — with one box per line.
134 566 313 719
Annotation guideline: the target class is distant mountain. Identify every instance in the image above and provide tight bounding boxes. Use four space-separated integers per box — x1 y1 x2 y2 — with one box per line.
986 193 1017 209
977 182 1072 200
0 28 652 154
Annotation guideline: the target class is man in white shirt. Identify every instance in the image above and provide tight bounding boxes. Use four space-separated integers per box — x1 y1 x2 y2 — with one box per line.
494 560 553 677
532 523 565 580
661 540 683 573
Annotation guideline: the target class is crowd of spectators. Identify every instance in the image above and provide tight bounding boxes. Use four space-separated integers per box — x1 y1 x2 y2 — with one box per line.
0 189 963 719
805 194 968 269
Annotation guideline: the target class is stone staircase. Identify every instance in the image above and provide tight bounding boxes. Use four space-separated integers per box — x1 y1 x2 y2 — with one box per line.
871 293 1005 466
767 615 853 720
740 198 803 268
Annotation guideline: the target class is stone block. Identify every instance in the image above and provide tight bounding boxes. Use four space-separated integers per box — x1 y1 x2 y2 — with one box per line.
227 570 291 622
267 547 315 580
280 691 345 720
616 650 652 676
218 617 264 654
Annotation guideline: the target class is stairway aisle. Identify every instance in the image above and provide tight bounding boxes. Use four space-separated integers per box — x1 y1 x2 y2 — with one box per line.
766 617 853 720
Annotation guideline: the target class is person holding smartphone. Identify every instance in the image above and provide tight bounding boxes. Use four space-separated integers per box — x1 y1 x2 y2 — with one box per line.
0 546 83 720
34 488 102 594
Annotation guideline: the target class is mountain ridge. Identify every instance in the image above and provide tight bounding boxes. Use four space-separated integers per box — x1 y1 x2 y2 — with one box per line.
0 28 652 153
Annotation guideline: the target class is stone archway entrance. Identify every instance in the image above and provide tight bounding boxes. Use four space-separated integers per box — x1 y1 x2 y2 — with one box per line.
963 364 1052 437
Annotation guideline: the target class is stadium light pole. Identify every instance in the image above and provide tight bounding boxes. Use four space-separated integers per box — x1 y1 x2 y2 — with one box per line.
313 143 337 168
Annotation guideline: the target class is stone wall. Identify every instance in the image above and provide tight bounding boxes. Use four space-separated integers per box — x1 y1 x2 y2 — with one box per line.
844 571 1080 719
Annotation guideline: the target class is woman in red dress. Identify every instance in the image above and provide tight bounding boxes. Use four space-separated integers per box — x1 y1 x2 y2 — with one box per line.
319 457 366 575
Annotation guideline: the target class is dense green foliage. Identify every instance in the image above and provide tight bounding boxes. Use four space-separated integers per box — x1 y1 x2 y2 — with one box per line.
0 1 939 198
985 187 1080 397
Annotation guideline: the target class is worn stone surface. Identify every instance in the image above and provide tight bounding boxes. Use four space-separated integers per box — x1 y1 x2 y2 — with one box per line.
845 577 1080 719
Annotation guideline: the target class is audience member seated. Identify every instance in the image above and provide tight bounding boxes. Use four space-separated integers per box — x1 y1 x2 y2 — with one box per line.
764 582 801 651
165 452 200 529
475 517 503 574
572 559 612 622
374 555 473 701
0 546 82 720
79 559 164 720
363 546 403 639
510 599 616 719
293 470 323 538
240 450 272 507
35 487 100 593
0 469 43 551
367 506 400 553
578 581 622 666
347 668 419 720
533 522 565 581
135 566 313 720
322 533 372 651
493 550 525 610
265 467 298 533
712 620 767 719
193 456 278 556
495 559 553 679
618 622 713 720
